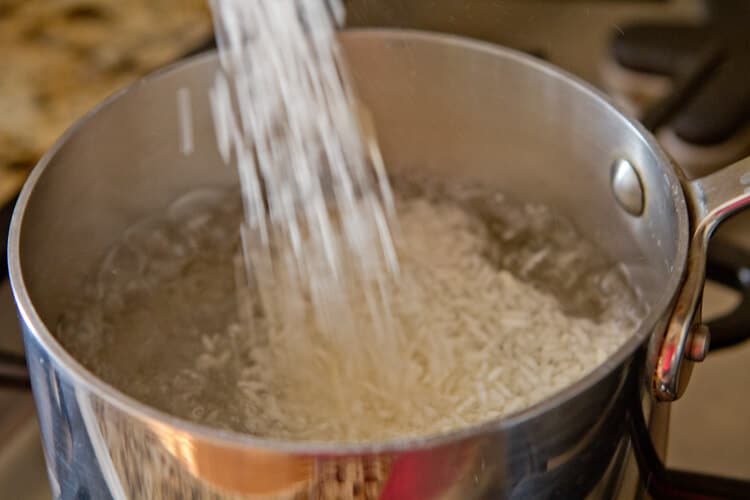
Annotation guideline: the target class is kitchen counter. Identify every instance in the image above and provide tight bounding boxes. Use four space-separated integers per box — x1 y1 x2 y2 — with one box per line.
0 0 212 205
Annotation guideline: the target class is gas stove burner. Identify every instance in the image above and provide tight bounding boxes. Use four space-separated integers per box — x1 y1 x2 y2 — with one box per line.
602 0 750 178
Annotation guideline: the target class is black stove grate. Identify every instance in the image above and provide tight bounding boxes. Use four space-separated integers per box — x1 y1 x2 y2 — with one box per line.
611 0 750 145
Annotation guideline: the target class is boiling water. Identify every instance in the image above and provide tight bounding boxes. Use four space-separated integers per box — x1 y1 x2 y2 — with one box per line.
57 177 642 442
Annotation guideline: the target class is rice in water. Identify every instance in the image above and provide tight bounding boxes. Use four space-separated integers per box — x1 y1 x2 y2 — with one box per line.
57 178 641 442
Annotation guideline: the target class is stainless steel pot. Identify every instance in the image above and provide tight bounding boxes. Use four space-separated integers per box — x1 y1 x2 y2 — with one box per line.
8 29 750 499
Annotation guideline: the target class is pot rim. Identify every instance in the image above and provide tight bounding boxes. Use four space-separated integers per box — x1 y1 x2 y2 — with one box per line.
7 28 689 455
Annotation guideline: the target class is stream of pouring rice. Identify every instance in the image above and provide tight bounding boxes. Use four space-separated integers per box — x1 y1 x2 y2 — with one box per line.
207 0 406 402
207 0 444 431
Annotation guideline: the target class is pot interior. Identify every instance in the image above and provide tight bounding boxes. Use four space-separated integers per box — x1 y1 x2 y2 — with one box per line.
12 29 686 421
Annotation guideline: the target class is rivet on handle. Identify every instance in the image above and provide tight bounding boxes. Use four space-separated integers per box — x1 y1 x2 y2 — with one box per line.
686 324 711 362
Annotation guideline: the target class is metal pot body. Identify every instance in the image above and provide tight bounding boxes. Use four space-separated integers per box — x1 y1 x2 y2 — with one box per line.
10 30 745 499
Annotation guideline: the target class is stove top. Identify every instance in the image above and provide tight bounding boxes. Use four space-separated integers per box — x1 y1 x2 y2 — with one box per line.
0 1 748 498
0 282 49 499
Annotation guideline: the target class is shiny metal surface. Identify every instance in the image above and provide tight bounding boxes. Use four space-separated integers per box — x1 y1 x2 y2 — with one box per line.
6 29 747 498
611 158 645 216
686 324 711 362
653 156 750 401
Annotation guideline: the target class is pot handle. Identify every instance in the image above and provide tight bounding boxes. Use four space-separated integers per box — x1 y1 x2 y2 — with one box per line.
704 237 750 350
653 155 750 402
